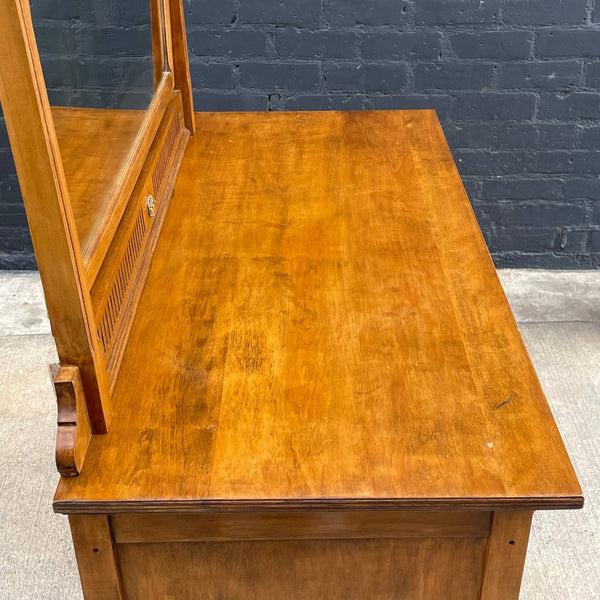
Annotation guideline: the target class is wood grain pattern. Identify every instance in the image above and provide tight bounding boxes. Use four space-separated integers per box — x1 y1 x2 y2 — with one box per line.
0 0 112 433
111 510 492 543
54 110 582 514
480 511 533 600
116 537 488 599
69 515 124 600
55 365 92 476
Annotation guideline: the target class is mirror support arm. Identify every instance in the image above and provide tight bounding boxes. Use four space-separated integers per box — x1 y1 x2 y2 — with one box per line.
0 0 113 433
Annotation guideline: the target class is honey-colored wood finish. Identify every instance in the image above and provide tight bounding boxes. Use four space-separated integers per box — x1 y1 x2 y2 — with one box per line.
55 110 582 514
69 515 124 600
55 365 92 476
116 537 489 599
480 511 533 599
111 510 492 543
168 0 195 132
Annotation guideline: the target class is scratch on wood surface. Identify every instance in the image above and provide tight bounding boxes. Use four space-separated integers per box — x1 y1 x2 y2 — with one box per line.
495 397 512 410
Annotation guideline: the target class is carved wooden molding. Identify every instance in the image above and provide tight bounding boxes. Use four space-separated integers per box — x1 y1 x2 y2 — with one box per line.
54 365 92 477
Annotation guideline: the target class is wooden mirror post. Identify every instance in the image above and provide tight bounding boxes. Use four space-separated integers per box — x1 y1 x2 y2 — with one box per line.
0 0 113 433
0 0 193 445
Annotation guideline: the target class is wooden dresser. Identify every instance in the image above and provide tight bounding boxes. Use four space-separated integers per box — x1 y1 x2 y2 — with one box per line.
0 1 583 598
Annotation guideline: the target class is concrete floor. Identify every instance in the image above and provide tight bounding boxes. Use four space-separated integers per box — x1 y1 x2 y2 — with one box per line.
0 269 598 599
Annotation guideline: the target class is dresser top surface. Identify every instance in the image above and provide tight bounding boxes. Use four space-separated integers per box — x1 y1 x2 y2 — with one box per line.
54 109 582 513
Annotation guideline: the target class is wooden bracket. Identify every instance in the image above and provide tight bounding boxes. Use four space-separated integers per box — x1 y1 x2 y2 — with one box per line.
54 365 92 477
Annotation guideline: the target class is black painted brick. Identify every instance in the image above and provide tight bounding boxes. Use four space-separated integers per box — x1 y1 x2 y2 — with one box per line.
184 0 236 25
41 57 153 91
188 30 267 58
580 127 600 148
497 61 582 91
538 124 578 149
192 92 268 111
415 0 500 25
361 32 442 60
30 0 83 20
539 93 600 120
97 0 153 27
494 124 538 149
0 251 37 270
585 62 600 87
0 227 33 252
189 63 234 89
443 123 494 148
482 202 587 227
78 25 152 56
564 178 600 200
562 230 589 252
364 64 409 92
449 32 531 59
284 95 370 110
33 22 80 55
240 62 321 91
462 180 482 201
326 0 410 26
453 150 531 175
504 0 586 26
535 151 600 174
483 179 563 200
494 252 591 268
489 227 559 253
0 207 29 227
320 63 360 91
536 29 600 57
30 0 150 25
0 150 16 177
326 63 409 93
414 62 494 91
274 30 360 60
0 119 9 147
238 0 321 26
2 0 600 270
452 93 537 121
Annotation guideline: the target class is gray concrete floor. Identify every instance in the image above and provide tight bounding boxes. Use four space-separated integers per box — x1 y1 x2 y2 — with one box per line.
0 269 598 599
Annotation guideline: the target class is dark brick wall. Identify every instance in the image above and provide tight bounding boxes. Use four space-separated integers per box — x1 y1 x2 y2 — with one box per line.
2 0 600 269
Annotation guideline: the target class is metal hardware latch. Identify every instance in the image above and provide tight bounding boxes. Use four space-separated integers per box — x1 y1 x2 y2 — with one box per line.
146 194 157 218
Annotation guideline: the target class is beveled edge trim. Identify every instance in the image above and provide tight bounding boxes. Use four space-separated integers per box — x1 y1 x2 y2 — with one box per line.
53 495 584 515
